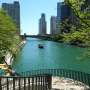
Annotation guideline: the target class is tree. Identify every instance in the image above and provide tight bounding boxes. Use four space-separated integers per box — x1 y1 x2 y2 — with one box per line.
0 9 20 62
65 0 90 28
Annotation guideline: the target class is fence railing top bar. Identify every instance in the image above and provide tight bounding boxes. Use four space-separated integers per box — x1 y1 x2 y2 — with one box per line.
0 74 52 78
0 68 90 78
20 68 90 75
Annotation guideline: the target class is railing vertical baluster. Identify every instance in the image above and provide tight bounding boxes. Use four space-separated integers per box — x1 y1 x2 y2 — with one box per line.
45 76 47 90
73 71 75 80
76 71 79 85
28 77 30 90
38 77 40 90
83 73 86 84
42 76 44 90
0 78 2 90
67 70 69 77
32 77 34 90
79 72 82 82
41 76 43 90
71 70 73 79
13 78 15 90
76 71 78 81
82 73 85 83
24 77 26 90
46 75 52 90
87 74 90 86
61 69 63 77
40 77 41 90
7 78 9 90
36 77 37 90
19 77 21 90
62 69 64 77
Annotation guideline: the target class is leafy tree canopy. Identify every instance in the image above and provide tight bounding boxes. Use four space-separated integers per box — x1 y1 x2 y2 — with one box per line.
0 9 20 62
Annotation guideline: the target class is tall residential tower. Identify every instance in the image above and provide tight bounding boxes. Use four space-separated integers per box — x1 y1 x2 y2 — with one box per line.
39 13 47 35
50 16 56 35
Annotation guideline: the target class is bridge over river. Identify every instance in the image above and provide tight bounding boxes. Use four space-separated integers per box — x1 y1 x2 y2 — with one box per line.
20 34 53 40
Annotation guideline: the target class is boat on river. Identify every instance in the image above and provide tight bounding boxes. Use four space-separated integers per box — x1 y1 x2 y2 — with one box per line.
38 44 44 49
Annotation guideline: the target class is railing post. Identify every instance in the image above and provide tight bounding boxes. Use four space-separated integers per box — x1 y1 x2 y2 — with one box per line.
28 78 30 90
42 76 45 90
24 77 26 90
19 77 21 90
35 77 37 90
46 75 52 89
32 77 34 90
0 78 2 90
7 78 9 90
13 78 15 90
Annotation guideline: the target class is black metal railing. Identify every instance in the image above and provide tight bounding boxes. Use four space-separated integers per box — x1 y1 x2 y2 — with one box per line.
19 69 90 87
0 69 90 90
0 74 52 90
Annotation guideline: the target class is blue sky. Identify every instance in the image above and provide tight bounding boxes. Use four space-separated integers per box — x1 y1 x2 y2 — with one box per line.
1 0 63 35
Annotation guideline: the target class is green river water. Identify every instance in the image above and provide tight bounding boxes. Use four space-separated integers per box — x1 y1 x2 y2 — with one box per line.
12 38 90 74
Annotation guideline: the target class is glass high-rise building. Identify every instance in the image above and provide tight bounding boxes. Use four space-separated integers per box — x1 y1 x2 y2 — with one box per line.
2 1 20 34
60 3 71 21
56 2 71 34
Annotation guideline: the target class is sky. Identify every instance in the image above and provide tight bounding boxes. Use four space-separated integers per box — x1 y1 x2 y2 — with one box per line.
1 0 64 35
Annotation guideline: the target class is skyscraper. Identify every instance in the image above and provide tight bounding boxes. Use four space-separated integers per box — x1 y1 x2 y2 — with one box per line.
56 2 71 34
60 2 71 21
57 2 61 20
2 1 20 34
39 13 47 35
50 16 56 35
56 2 62 34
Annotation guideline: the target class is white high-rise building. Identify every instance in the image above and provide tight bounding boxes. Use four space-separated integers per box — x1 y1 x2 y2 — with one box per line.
39 13 47 35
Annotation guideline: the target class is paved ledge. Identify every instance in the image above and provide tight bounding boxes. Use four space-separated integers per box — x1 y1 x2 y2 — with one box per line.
52 77 90 90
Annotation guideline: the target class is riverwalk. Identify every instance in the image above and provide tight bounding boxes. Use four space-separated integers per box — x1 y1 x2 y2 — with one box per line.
0 76 89 90
52 77 90 90
5 40 26 66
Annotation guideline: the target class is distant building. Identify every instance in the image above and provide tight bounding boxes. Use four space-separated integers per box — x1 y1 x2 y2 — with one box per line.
56 2 61 34
39 13 47 35
56 2 71 34
60 2 71 21
50 16 56 35
2 1 20 34
57 2 61 20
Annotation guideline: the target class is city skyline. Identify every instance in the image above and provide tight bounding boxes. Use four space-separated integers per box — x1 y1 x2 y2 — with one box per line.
0 0 64 35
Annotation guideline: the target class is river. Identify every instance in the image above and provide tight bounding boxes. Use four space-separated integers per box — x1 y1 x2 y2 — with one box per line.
12 38 90 74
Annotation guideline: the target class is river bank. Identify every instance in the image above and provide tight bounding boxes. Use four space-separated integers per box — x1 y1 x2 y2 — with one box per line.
40 36 90 48
5 40 26 66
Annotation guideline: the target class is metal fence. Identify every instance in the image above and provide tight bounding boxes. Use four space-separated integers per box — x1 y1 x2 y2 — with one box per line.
0 69 90 90
20 69 90 87
0 74 52 90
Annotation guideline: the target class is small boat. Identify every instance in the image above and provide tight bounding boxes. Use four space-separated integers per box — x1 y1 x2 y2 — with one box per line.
38 44 44 49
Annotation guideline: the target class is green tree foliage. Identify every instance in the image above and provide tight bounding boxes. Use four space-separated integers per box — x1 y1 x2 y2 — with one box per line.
55 0 90 46
65 0 90 28
0 9 20 62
